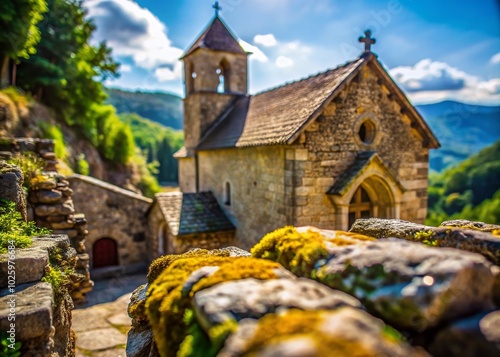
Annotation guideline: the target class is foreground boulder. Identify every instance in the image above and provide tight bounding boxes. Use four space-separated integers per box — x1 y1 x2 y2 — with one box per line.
220 307 427 357
350 218 500 264
316 238 494 330
428 310 500 356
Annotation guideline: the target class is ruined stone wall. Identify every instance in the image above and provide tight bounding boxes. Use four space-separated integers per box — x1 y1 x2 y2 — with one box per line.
291 65 429 228
0 138 93 304
68 174 152 273
198 146 289 248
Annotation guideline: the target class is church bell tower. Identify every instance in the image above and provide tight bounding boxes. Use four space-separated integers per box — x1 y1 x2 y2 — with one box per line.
176 2 248 192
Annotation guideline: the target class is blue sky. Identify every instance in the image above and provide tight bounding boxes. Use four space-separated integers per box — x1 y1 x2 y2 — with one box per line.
84 0 500 105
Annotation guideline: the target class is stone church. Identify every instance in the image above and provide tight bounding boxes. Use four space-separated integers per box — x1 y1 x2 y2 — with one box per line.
147 11 440 254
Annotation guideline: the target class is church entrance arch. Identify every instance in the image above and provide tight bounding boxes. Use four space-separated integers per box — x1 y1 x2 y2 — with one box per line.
93 238 118 268
345 175 397 229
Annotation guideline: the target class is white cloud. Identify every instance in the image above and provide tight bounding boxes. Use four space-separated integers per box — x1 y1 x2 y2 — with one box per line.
254 34 277 47
275 56 293 68
120 64 132 72
239 40 268 62
490 53 500 65
155 62 183 82
84 0 183 80
390 59 500 105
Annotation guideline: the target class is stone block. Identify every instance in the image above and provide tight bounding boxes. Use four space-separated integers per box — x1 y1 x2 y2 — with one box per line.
37 189 63 203
35 203 75 216
0 247 48 288
0 161 26 219
0 282 53 340
295 149 308 161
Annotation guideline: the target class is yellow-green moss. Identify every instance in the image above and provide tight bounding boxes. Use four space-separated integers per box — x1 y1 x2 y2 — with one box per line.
146 256 282 357
322 230 375 246
251 226 329 276
242 309 374 357
147 248 234 284
192 258 280 293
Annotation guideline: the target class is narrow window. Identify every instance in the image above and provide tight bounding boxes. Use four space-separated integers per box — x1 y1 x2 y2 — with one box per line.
224 182 231 205
187 62 196 94
358 120 376 144
216 59 230 93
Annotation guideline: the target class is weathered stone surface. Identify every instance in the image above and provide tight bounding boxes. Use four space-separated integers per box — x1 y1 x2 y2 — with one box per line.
0 160 26 219
440 219 500 233
428 310 500 357
492 266 500 307
127 328 153 357
193 277 361 333
76 327 127 351
32 177 57 190
37 189 63 203
220 307 426 357
350 218 500 264
0 282 53 342
316 239 494 330
0 247 48 288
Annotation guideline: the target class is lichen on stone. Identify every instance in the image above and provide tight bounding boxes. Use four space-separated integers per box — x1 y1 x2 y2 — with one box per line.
251 226 329 276
146 256 283 357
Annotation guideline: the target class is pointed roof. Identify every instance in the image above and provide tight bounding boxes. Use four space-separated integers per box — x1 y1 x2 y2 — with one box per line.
182 16 246 58
196 53 440 150
327 152 404 196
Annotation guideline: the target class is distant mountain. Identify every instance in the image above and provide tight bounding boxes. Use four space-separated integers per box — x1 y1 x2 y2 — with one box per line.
415 101 500 172
105 88 183 130
105 88 498 173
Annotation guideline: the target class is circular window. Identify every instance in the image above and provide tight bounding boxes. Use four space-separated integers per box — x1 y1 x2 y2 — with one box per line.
358 120 376 145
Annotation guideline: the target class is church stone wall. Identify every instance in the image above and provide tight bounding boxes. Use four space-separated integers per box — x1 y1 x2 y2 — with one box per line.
292 65 428 227
198 146 290 249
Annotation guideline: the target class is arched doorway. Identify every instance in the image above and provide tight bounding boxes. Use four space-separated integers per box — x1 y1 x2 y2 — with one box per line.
348 186 372 228
93 238 118 268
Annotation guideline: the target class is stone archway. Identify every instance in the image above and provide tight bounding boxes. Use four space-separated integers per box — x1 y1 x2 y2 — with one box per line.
347 176 396 229
93 238 119 268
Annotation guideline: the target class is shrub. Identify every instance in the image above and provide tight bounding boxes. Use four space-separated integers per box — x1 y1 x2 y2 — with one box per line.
7 152 45 188
75 153 90 175
38 122 67 160
0 199 50 253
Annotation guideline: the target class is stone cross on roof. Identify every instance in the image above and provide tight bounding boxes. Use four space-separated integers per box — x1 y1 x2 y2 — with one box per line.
213 1 222 16
359 30 376 52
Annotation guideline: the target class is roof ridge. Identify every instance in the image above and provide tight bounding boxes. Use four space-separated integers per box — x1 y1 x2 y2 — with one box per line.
253 57 364 96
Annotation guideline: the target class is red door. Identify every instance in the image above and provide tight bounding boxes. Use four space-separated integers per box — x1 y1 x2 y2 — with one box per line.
93 238 119 268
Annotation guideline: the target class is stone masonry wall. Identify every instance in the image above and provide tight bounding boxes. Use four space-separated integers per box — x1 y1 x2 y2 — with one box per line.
0 138 93 304
198 146 289 249
290 65 429 227
68 174 152 272
0 235 78 357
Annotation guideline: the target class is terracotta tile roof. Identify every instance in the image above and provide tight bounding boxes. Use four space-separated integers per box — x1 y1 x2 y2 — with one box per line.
197 58 365 149
182 16 246 58
155 192 235 236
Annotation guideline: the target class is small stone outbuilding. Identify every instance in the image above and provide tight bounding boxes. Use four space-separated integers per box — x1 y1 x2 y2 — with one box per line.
68 174 152 274
147 192 235 259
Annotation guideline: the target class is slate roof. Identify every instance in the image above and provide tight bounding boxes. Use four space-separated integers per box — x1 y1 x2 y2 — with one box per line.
182 16 246 58
327 152 404 195
155 192 235 236
197 58 365 150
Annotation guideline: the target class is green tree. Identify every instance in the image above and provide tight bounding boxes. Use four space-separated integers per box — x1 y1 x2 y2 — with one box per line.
0 0 47 87
157 137 173 183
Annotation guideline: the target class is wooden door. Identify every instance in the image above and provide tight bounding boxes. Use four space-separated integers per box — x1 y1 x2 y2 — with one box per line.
93 238 118 268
